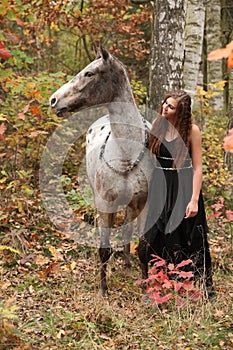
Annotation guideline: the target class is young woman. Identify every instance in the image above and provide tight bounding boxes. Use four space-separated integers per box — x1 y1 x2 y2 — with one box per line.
138 90 215 299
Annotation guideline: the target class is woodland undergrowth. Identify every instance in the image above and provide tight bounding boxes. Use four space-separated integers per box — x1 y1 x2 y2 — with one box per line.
0 68 232 349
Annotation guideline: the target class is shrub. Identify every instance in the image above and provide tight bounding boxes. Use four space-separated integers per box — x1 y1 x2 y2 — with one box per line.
143 255 202 309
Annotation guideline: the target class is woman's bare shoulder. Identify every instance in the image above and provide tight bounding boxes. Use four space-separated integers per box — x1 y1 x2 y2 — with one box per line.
191 123 201 136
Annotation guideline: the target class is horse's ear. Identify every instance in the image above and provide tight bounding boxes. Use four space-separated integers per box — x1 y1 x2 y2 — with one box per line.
94 45 109 61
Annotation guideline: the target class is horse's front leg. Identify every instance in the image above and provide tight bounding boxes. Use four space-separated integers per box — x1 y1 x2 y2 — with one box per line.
98 212 114 297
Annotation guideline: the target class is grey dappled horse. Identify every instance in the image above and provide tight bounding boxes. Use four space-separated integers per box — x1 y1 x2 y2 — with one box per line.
49 47 152 296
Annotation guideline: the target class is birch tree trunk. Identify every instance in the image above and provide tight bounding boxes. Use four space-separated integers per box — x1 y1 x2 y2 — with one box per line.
205 0 223 109
147 0 188 113
221 0 233 172
183 0 205 101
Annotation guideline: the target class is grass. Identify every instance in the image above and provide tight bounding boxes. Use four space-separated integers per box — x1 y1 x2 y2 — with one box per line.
0 221 233 350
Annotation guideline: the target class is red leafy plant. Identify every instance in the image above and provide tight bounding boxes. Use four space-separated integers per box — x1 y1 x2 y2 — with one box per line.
207 196 233 222
143 255 202 308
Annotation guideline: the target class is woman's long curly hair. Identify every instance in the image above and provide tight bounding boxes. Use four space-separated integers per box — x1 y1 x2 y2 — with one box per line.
149 90 192 168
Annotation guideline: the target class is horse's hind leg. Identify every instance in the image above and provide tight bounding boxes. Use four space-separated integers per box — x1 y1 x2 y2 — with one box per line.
99 244 112 297
137 236 148 280
98 212 113 297
122 205 136 268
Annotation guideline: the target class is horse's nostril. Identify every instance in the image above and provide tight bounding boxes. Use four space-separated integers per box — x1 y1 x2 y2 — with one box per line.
50 97 57 107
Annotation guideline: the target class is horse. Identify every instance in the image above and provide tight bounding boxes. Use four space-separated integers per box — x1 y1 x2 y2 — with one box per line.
49 46 152 296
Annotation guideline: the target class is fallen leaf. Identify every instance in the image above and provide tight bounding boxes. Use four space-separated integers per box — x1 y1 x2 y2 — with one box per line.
57 329 65 339
35 254 50 265
0 280 11 289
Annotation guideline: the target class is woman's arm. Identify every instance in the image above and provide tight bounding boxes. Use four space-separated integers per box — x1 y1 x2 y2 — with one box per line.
185 124 203 218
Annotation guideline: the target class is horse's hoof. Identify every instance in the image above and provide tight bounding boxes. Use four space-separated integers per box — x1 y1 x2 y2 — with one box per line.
98 288 108 299
207 289 217 302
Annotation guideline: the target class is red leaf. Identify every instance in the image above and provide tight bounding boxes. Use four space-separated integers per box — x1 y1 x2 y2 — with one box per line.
30 106 40 116
18 112 26 120
182 280 194 291
16 18 25 27
219 197 225 204
0 48 11 59
227 51 233 68
177 271 193 278
226 210 233 221
208 47 232 61
23 104 30 113
176 296 187 309
188 289 202 301
224 128 233 152
176 259 193 269
146 285 160 293
156 270 169 282
208 40 233 69
207 211 221 220
174 281 183 292
211 203 224 211
168 263 174 271
0 123 7 135
162 280 173 289
150 254 166 267
150 291 172 304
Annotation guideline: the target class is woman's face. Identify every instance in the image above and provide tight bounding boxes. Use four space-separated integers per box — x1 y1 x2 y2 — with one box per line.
161 97 178 122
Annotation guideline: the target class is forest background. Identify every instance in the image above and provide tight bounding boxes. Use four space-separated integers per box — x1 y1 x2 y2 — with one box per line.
0 0 233 349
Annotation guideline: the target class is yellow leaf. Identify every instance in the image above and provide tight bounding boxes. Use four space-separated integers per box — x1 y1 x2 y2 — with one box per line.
27 82 35 90
0 114 8 121
50 22 59 31
49 246 58 260
18 201 23 213
130 242 138 255
0 245 20 254
70 261 76 270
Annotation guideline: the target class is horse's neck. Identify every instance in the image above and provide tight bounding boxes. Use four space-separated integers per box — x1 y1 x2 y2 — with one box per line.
108 79 144 135
107 94 145 159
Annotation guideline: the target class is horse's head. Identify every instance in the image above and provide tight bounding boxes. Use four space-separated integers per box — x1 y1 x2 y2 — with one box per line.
49 47 128 117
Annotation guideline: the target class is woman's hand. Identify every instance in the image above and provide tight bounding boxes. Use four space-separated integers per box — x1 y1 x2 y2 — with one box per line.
185 200 198 218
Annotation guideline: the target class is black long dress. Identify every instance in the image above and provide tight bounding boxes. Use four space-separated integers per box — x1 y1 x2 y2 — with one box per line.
140 138 214 293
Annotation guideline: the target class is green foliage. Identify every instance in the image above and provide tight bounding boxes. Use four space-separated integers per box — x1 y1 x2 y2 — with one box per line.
194 85 232 208
131 79 147 105
201 112 230 205
0 299 24 349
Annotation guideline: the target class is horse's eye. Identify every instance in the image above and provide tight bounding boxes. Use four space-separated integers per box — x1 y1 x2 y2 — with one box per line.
85 71 94 77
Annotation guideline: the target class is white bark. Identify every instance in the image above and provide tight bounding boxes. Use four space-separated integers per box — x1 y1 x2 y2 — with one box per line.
205 0 223 109
183 0 205 102
148 0 188 112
